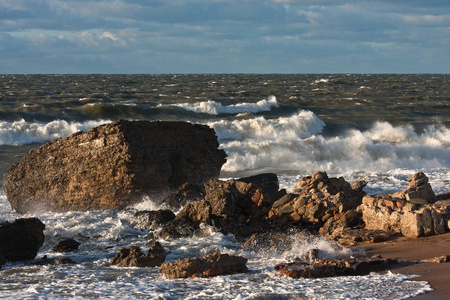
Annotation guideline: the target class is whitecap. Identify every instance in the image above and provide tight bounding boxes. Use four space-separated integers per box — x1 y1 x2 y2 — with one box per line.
0 119 110 145
161 95 279 115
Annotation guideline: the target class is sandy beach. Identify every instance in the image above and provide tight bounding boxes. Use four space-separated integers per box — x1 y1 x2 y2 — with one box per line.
362 232 450 300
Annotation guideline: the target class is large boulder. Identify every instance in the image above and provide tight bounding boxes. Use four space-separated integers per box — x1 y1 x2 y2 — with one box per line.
0 218 45 263
3 120 227 213
158 253 248 278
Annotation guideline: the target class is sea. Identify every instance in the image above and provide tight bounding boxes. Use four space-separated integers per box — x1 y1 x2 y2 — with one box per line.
0 74 448 299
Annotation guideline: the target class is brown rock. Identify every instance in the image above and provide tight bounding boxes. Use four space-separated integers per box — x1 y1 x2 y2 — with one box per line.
111 240 166 267
275 257 398 278
0 218 45 262
52 238 80 253
158 253 248 278
420 255 450 263
3 120 226 213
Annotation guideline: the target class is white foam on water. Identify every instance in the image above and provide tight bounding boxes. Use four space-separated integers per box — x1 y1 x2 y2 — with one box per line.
209 110 325 142
0 119 110 145
161 95 279 115
217 114 449 187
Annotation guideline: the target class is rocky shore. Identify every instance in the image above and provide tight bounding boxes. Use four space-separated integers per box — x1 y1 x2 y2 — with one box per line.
1 120 449 297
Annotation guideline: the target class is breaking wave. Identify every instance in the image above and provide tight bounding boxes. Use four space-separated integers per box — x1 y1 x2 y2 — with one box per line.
217 114 450 177
0 119 110 145
162 95 279 115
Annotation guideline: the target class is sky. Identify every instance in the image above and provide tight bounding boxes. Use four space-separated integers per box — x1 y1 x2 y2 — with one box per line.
0 0 449 74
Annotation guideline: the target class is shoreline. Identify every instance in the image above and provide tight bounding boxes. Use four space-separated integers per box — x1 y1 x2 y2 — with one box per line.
360 232 450 300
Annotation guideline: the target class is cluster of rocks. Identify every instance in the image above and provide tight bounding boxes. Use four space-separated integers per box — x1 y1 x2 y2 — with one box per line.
358 172 450 238
111 240 166 267
133 174 278 240
0 218 45 269
267 171 367 240
2 120 450 281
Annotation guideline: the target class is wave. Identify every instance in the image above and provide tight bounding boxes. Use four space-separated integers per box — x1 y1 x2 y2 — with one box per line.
218 115 450 177
0 119 110 145
209 110 325 141
161 95 279 115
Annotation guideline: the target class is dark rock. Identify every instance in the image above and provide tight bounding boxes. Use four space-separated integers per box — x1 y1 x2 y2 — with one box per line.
169 178 271 239
162 182 205 210
176 201 212 223
272 193 296 209
3 120 226 213
241 230 308 254
52 238 80 253
0 218 45 262
157 219 201 239
111 240 166 267
132 210 176 230
36 256 76 266
238 173 279 199
275 256 398 278
436 192 450 201
159 253 248 278
0 252 5 269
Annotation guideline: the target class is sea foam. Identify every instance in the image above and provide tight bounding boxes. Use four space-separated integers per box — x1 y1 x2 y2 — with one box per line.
217 113 450 179
0 119 109 145
161 95 279 115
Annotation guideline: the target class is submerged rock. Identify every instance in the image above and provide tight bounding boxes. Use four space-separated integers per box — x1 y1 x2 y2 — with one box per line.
275 257 398 278
111 240 166 267
0 218 45 262
159 253 248 278
52 238 80 253
3 120 226 213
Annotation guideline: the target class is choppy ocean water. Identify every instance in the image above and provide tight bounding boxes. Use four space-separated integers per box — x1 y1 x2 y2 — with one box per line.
0 74 448 299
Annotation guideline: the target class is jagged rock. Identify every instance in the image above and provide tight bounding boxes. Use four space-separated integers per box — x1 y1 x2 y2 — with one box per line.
111 240 166 267
391 172 436 204
161 182 205 210
0 218 45 262
358 175 450 239
157 219 201 239
165 178 272 239
3 120 226 213
275 257 398 278
52 238 80 253
269 171 367 239
158 253 248 278
132 210 176 230
237 173 279 200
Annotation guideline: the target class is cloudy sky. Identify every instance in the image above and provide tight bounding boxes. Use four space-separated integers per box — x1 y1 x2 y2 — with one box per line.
1 0 449 74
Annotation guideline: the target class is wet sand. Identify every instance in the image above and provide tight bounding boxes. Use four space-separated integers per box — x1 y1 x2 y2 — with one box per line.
362 232 450 300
